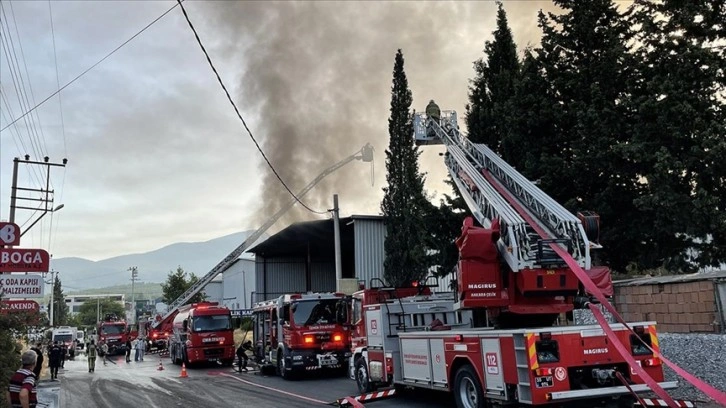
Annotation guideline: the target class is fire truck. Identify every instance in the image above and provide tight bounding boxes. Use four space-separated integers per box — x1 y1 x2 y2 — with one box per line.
252 292 351 379
168 302 235 366
348 109 690 407
98 314 129 355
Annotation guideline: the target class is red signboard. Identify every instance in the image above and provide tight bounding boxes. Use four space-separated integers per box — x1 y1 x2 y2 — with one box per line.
1 299 39 313
0 248 50 273
0 222 20 246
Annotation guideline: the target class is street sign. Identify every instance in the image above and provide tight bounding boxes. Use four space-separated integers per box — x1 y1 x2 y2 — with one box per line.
0 222 20 246
0 274 45 298
0 248 50 273
0 299 40 313
230 309 253 318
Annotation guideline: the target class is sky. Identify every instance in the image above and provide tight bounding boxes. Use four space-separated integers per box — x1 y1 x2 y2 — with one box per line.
0 1 557 261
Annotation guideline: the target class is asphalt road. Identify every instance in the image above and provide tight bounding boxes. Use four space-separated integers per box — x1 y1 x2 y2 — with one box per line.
55 352 450 408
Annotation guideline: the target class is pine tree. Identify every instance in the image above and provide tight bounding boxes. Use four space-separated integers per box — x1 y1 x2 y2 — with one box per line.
534 0 637 272
381 49 430 287
161 266 205 305
466 2 519 151
625 0 726 270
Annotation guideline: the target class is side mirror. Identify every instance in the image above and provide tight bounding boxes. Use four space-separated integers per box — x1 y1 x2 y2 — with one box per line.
182 320 188 331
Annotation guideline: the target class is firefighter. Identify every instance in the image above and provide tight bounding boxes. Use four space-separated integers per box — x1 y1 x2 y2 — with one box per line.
48 341 61 380
125 339 132 363
100 341 109 366
29 343 44 381
425 99 441 122
87 340 97 373
59 343 66 368
236 340 253 372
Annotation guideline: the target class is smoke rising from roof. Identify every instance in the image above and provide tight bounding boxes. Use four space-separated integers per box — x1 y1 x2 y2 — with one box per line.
202 2 557 229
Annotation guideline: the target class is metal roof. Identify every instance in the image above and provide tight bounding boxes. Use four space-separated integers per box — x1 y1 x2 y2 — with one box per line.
247 215 383 257
613 270 726 287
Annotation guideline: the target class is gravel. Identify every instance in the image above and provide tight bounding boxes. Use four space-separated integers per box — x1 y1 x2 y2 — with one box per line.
573 310 726 404
657 333 726 404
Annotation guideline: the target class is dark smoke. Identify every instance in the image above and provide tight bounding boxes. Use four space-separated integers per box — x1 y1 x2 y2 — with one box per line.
201 1 556 230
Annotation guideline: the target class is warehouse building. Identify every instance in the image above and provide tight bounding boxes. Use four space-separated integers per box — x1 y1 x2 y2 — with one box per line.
248 215 385 303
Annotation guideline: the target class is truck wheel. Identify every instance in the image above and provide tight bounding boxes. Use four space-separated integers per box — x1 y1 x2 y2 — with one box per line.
277 351 294 380
453 365 485 408
355 358 375 394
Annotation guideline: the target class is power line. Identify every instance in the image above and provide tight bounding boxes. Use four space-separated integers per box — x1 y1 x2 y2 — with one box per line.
0 0 182 133
175 0 326 215
48 0 67 157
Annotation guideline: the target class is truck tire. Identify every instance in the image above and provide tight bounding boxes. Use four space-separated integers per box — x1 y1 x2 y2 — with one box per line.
355 358 375 394
276 351 295 380
453 365 486 408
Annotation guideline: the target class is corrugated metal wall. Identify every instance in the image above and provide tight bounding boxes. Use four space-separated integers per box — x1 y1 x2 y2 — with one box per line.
222 258 256 310
253 256 336 303
353 219 386 285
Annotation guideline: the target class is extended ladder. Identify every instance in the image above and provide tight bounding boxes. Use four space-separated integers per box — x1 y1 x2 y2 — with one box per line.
154 144 374 328
413 112 591 272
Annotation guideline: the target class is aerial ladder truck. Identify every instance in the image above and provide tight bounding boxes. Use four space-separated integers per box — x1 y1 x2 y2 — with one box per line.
150 144 374 349
346 109 703 408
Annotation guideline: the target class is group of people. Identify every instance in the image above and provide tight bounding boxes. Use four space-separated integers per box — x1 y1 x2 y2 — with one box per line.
124 337 147 363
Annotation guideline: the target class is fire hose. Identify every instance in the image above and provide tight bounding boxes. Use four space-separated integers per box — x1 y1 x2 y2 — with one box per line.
480 169 726 407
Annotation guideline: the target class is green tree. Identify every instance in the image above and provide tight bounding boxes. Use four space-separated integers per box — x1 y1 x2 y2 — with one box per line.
466 2 520 150
425 177 468 280
533 0 636 272
75 299 125 326
49 276 69 326
0 294 36 402
381 49 431 287
161 266 205 305
623 0 726 271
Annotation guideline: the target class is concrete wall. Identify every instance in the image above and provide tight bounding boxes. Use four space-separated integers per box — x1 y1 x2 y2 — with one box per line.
614 280 721 333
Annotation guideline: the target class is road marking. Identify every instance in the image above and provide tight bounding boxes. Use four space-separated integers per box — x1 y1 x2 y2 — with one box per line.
217 372 328 404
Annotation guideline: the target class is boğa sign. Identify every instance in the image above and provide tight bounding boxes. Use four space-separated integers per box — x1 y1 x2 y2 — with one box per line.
0 248 50 273
0 274 45 298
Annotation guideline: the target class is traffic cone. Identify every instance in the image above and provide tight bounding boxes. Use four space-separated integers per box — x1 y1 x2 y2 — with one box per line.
180 362 188 378
157 358 164 371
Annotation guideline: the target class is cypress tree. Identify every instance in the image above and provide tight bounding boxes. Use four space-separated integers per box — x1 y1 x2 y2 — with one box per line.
381 50 430 287
466 2 519 151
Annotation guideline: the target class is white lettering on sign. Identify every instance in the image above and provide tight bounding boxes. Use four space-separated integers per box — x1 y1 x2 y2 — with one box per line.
0 224 18 245
0 251 43 264
308 324 335 330
202 337 223 343
370 319 378 335
467 283 497 289
0 274 44 298
485 352 499 375
583 348 609 355
471 292 497 298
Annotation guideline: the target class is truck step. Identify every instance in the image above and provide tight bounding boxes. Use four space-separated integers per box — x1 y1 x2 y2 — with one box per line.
335 389 396 406
635 399 695 407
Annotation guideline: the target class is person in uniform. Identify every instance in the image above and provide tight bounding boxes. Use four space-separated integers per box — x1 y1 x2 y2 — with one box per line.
425 99 441 122
87 340 97 373
236 340 253 372
29 343 43 381
48 342 61 381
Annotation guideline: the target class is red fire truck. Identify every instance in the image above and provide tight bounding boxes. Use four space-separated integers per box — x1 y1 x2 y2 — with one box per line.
98 314 129 355
253 292 350 379
346 109 691 407
168 302 235 366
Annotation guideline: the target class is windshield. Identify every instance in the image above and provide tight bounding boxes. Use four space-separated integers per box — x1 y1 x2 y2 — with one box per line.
101 325 124 335
192 315 231 332
292 299 339 326
54 334 72 343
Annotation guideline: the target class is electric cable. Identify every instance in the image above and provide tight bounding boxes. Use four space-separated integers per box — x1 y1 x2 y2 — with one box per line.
175 0 326 215
48 0 67 157
0 0 182 133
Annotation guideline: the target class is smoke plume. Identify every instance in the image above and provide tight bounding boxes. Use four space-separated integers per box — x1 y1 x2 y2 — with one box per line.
201 1 557 229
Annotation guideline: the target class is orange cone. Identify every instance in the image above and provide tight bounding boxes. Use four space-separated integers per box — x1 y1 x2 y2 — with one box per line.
180 362 188 378
157 359 164 371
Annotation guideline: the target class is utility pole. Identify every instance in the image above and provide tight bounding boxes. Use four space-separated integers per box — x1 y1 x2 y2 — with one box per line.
332 194 342 292
49 271 56 327
8 155 67 235
129 266 138 324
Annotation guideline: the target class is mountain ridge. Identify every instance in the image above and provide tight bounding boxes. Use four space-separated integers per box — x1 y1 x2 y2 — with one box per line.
51 230 259 290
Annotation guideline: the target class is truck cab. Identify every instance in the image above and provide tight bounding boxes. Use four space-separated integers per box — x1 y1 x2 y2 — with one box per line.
253 292 351 379
169 302 235 366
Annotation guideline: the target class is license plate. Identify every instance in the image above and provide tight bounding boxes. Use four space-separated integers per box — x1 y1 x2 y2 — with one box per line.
318 355 338 366
208 358 219 362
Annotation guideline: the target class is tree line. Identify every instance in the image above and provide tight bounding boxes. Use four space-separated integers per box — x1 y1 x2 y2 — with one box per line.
383 0 725 284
